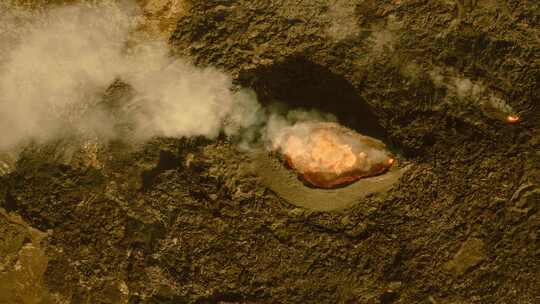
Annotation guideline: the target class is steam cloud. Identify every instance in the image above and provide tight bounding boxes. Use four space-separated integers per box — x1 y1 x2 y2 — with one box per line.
0 0 358 167
428 67 515 117
0 1 261 152
264 108 337 148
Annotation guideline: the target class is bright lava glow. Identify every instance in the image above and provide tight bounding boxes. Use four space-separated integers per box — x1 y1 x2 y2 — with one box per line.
506 115 520 124
273 122 395 189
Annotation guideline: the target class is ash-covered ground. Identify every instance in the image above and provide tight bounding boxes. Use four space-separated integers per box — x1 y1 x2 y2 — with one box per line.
1 0 539 303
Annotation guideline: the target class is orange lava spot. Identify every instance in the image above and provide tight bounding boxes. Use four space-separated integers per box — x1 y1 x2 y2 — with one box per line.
273 122 394 189
506 115 520 124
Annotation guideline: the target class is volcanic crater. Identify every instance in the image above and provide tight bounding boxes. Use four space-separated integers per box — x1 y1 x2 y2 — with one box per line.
0 1 539 303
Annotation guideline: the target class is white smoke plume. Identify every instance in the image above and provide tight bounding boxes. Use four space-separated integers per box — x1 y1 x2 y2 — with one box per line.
0 0 386 173
428 67 516 118
0 1 261 152
263 108 337 149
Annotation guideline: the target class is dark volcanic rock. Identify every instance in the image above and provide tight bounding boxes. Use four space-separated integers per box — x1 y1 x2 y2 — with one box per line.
0 1 539 303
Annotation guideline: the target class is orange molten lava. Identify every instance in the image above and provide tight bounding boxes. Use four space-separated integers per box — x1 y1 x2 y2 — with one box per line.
506 115 520 124
273 122 395 189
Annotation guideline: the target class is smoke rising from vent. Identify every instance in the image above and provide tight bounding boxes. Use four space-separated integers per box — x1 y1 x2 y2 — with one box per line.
0 0 372 168
428 67 515 117
264 108 337 148
0 1 261 151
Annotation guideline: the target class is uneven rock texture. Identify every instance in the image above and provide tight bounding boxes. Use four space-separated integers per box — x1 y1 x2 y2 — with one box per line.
0 209 51 303
1 0 539 303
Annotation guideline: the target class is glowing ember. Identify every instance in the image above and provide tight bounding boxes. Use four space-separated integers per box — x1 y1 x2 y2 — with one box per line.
272 122 395 188
506 115 520 124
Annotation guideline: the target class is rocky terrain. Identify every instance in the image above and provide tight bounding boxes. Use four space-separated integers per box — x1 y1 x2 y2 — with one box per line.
0 0 539 303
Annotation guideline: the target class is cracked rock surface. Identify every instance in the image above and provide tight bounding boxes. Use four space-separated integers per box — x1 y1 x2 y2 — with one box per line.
1 0 539 303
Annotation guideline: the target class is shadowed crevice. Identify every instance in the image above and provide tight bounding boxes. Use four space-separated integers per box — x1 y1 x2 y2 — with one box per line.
238 57 388 141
